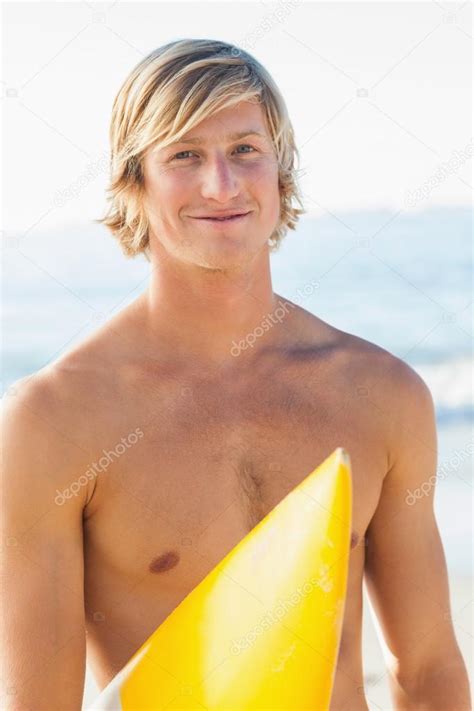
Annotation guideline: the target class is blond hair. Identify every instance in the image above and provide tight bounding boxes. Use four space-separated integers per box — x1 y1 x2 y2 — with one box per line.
97 38 306 259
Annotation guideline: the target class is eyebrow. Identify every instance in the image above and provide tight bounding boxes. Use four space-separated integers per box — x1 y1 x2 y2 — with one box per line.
170 130 268 146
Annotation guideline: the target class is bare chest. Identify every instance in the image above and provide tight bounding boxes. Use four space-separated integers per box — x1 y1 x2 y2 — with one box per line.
83 368 386 620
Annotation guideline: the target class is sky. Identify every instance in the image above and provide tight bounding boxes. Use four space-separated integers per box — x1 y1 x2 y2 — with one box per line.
2 0 472 235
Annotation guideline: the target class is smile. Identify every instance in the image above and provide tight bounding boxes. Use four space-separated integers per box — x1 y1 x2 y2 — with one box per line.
190 211 251 225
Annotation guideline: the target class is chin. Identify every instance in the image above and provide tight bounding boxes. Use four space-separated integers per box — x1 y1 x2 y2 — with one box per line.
192 235 268 271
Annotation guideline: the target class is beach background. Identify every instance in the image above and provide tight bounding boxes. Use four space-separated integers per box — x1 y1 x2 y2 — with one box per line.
3 1 472 709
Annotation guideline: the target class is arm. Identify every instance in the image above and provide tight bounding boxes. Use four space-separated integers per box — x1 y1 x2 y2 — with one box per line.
1 375 89 710
364 362 471 710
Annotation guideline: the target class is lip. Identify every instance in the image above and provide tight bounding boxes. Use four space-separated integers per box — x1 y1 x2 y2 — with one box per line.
189 211 252 226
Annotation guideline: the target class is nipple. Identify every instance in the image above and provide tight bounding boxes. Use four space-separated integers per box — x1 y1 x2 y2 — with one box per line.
149 550 180 573
350 531 360 549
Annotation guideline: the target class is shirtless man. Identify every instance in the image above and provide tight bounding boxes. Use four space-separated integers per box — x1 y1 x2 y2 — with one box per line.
2 39 470 710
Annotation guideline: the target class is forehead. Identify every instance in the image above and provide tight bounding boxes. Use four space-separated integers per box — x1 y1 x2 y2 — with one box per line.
171 101 271 144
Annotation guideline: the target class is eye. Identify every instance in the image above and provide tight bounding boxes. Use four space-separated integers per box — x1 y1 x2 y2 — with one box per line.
235 144 256 154
173 150 196 161
171 144 257 161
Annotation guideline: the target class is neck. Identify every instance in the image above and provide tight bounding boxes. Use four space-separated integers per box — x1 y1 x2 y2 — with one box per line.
136 246 291 372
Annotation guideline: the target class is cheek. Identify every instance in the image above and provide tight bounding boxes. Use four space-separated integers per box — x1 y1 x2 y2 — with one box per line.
145 171 186 201
246 155 278 180
248 161 280 213
248 156 279 186
143 173 191 226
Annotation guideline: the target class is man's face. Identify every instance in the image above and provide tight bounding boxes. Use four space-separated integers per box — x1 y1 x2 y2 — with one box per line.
142 100 281 270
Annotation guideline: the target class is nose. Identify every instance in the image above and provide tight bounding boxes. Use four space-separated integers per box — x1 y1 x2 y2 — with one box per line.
200 154 240 203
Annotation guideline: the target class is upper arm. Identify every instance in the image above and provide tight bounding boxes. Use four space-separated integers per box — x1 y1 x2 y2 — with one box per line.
1 375 89 710
364 361 464 680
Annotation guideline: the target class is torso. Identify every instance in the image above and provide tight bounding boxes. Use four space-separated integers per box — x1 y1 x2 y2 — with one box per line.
57 299 393 709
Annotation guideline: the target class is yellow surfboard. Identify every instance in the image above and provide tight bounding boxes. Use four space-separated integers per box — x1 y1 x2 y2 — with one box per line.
91 447 352 710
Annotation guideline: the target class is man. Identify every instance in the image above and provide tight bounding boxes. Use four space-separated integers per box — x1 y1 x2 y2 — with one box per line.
2 39 470 710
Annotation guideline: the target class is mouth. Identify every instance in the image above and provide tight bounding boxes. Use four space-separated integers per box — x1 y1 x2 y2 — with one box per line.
189 211 251 225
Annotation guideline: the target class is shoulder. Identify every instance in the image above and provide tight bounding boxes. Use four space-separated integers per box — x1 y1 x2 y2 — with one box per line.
2 346 104 435
337 328 430 395
1 301 146 469
296 304 431 397
288 304 435 464
1 365 95 512
2 366 69 429
1 360 102 453
285 298 432 390
5 303 134 415
335 329 435 471
286 299 404 377
1 319 123 470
